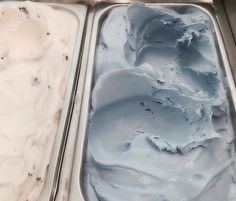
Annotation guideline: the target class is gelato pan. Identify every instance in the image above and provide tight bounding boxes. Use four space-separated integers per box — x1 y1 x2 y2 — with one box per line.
83 3 236 201
0 1 80 201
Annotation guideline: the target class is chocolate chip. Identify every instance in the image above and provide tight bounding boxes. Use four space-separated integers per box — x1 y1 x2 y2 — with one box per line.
63 54 69 61
32 77 40 86
19 7 29 15
156 79 164 84
28 173 33 177
139 102 144 106
153 100 163 105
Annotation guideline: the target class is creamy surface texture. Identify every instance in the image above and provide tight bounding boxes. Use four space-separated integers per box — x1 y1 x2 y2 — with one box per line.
0 1 78 201
84 3 236 201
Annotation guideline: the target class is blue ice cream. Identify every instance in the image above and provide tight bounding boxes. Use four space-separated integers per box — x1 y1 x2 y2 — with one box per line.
84 3 236 201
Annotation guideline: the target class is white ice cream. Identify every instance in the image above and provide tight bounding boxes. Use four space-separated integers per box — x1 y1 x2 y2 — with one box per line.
0 1 78 201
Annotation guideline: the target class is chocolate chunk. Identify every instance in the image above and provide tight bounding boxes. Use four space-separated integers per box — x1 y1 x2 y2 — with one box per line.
32 77 40 86
28 173 33 177
139 102 144 106
19 7 29 15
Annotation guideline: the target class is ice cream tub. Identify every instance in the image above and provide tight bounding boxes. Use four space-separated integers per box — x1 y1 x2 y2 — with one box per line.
0 1 87 201
37 3 87 201
69 2 236 201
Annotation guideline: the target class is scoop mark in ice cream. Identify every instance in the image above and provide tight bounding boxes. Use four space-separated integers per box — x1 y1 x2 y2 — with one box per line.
84 3 236 201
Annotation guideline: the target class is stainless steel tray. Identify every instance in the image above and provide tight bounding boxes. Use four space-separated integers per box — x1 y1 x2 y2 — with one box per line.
35 3 87 201
68 3 236 201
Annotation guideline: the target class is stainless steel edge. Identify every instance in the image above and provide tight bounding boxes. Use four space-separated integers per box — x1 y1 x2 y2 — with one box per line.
0 0 214 6
37 3 87 201
213 0 236 85
55 6 90 201
68 7 97 201
223 0 236 42
68 3 236 201
88 0 213 6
